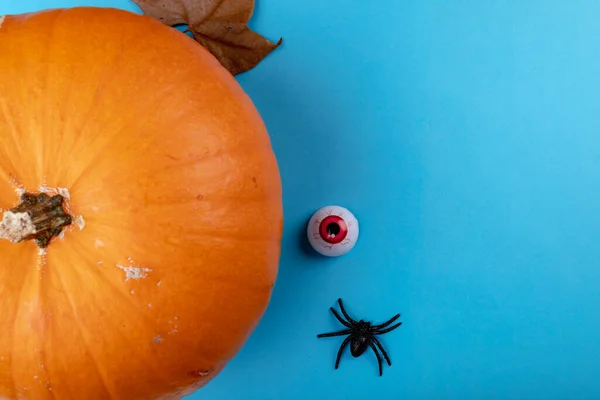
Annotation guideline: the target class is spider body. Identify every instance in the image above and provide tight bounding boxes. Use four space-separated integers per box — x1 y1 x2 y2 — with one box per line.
317 298 402 376
349 321 372 357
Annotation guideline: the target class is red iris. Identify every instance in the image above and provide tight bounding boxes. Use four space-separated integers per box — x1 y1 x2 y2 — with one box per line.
319 215 348 244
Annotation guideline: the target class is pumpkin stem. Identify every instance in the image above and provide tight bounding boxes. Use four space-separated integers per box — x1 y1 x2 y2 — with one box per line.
0 192 72 248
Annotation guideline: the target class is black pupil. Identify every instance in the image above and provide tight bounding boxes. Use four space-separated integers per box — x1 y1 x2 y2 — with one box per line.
326 222 341 236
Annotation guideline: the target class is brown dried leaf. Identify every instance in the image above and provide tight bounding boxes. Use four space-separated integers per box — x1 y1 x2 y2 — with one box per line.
133 0 282 75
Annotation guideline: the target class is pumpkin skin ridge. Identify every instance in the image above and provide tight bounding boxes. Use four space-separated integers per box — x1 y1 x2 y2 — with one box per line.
63 86 194 190
52 241 182 399
38 208 237 398
51 263 119 400
10 246 49 398
0 103 20 183
0 6 283 399
61 214 258 390
4 245 37 399
62 235 158 325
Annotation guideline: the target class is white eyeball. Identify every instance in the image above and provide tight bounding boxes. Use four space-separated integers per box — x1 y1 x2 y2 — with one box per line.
307 205 359 257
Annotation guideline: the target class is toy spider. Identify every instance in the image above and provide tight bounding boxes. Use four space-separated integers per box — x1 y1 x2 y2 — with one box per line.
317 298 402 376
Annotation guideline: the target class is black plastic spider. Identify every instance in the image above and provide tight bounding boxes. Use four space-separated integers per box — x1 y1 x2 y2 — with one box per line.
317 298 402 376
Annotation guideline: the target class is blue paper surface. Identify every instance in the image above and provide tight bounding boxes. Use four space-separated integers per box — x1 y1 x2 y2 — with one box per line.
6 1 600 399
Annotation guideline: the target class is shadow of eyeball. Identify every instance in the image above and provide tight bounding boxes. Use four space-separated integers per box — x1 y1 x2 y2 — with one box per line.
307 205 359 257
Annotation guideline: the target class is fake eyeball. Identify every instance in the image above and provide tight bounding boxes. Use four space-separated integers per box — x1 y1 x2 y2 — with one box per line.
307 205 359 257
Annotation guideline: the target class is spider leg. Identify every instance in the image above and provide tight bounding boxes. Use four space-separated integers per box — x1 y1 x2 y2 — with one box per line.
317 329 352 338
330 308 352 328
374 322 402 335
371 337 392 366
372 314 401 330
337 298 359 325
368 340 384 376
335 336 352 370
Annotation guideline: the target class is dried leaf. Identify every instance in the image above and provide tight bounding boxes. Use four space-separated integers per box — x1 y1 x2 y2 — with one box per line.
133 0 282 75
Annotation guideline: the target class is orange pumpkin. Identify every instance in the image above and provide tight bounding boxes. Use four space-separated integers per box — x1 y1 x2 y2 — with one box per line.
0 6 283 400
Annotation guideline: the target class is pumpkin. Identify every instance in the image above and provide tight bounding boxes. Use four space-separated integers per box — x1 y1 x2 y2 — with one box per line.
0 6 283 400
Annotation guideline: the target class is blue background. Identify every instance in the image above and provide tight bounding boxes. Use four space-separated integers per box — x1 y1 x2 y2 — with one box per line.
8 0 600 399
